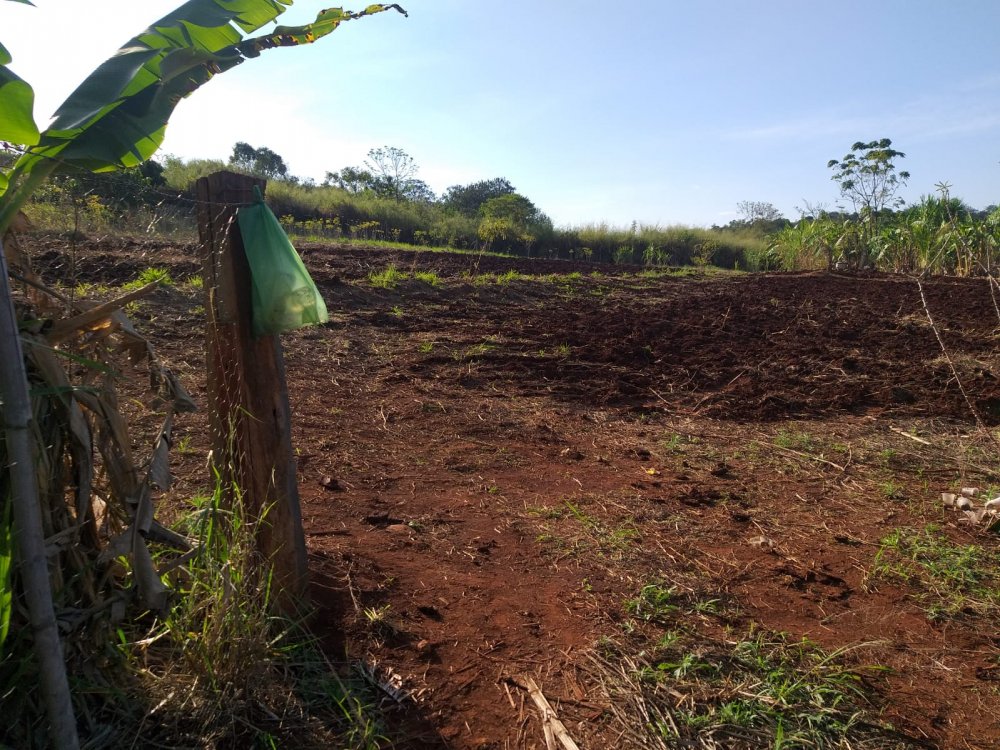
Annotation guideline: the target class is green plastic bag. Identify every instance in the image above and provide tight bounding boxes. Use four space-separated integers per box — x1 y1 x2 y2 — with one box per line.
237 186 328 337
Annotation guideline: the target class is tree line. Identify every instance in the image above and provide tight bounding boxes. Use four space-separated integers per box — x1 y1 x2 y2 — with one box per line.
12 137 997 274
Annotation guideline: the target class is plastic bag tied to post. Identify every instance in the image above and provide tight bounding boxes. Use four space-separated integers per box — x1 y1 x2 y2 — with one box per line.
237 186 329 337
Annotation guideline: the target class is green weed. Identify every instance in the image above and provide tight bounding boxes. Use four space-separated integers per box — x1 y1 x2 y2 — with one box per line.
774 429 815 451
495 269 523 286
868 525 1000 620
123 266 174 291
413 270 440 286
368 264 406 289
590 630 898 749
624 580 679 623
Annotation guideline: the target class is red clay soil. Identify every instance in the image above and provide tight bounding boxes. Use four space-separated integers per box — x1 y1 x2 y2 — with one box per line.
28 235 1000 749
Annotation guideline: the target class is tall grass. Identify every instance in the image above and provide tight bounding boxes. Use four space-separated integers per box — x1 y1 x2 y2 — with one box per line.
767 196 1000 275
116 480 387 749
552 222 769 268
1 474 387 749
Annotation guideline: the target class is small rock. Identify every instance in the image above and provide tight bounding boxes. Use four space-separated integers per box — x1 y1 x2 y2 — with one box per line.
320 476 343 492
961 487 979 498
386 523 410 535
749 535 774 548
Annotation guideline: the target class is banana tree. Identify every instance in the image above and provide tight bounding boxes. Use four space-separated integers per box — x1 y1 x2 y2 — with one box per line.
0 3 405 747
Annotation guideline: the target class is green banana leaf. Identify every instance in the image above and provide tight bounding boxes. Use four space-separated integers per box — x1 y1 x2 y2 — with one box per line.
0 39 40 146
13 2 406 175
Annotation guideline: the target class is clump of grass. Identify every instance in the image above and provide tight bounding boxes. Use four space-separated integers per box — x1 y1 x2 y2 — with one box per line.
495 269 523 286
587 630 901 749
72 280 113 297
624 580 679 623
661 433 688 453
413 270 440 286
114 483 388 748
367 264 406 289
459 340 496 359
122 266 174 291
774 428 815 451
867 524 1000 621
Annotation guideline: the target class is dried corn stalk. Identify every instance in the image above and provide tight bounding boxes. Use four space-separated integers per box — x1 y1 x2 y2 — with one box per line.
4 227 197 629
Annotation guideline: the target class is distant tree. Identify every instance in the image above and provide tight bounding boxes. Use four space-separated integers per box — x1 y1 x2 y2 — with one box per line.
364 146 419 200
480 193 543 225
402 178 436 203
827 139 910 221
443 177 516 216
477 192 552 255
324 165 377 193
736 200 783 224
229 141 289 179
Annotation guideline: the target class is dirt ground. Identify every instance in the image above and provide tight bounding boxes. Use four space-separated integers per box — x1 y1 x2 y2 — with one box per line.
29 236 1000 749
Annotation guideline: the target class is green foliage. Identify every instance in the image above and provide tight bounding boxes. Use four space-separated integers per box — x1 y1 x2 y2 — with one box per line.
869 525 1000 620
364 145 425 201
413 270 440 286
768 184 1000 274
624 580 679 623
594 630 896 748
828 138 910 223
326 146 430 201
0 1 407 232
559 222 765 268
443 177 516 215
368 263 406 289
230 141 288 179
0 39 39 147
162 155 229 191
123 266 174 291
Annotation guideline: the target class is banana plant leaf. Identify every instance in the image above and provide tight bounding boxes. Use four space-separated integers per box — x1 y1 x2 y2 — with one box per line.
0 40 40 147
11 2 406 176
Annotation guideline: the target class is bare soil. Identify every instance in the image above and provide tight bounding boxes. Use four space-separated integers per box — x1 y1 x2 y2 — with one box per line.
29 235 1000 749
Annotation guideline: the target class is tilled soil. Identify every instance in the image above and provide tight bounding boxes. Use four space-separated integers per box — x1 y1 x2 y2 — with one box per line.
28 235 1000 749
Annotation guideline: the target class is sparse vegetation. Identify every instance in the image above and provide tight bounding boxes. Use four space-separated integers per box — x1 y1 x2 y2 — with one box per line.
588 630 899 749
868 525 1000 621
367 263 406 289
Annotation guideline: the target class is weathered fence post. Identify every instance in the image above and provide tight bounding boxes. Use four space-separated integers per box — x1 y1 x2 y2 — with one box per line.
195 171 307 604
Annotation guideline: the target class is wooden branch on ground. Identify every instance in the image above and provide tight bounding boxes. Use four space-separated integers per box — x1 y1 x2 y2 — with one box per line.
889 426 932 446
509 675 581 750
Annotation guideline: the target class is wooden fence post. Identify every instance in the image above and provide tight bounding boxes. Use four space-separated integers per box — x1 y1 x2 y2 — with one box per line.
195 171 307 604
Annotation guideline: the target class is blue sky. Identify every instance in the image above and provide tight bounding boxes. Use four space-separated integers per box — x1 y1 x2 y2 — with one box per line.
3 0 999 226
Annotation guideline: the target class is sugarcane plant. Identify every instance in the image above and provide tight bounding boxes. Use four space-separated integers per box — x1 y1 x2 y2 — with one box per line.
0 2 405 747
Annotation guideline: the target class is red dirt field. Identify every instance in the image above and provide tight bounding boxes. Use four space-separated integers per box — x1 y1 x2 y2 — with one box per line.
29 236 1000 749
